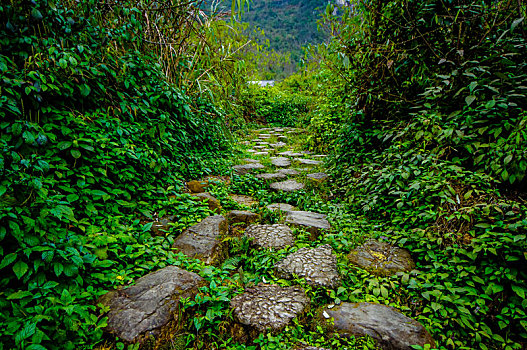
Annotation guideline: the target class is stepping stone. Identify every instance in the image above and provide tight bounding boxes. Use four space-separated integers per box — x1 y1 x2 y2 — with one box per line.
253 151 269 156
99 266 203 344
321 302 435 349
278 151 303 157
274 128 284 132
243 158 260 163
192 192 221 213
247 149 256 153
256 172 287 180
274 244 340 288
151 215 176 236
230 194 257 206
259 133 272 137
245 224 295 248
230 283 309 332
285 211 330 234
294 158 322 166
253 145 266 149
266 203 296 213
233 163 264 175
227 210 260 225
271 157 291 167
301 151 313 155
312 154 328 158
238 141 251 145
172 215 228 265
348 240 415 276
277 135 288 141
307 172 329 182
270 179 305 192
257 142 269 145
298 347 330 350
269 142 287 148
277 168 300 176
187 179 209 193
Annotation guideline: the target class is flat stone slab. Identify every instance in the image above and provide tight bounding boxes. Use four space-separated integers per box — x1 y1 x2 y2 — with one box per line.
227 210 260 225
253 145 266 149
278 168 300 176
245 224 295 248
270 179 305 192
294 158 322 166
275 245 340 288
230 283 309 332
233 163 265 175
230 194 257 206
271 157 291 167
312 155 328 158
259 133 272 137
307 172 328 182
253 151 269 156
256 172 287 180
278 151 304 157
100 266 204 344
322 302 435 349
266 203 297 213
243 158 260 163
172 215 227 265
285 211 330 234
269 142 287 148
348 240 415 276
246 149 256 153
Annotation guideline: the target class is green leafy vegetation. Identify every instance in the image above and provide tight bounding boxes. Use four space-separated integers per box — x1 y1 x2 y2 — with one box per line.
1 0 526 349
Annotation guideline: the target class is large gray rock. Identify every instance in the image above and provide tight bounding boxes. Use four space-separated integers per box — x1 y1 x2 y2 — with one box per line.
348 240 415 276
245 224 295 248
256 172 287 181
285 211 330 234
322 302 435 349
278 151 304 157
270 179 305 192
307 172 328 182
278 168 300 176
275 245 340 288
271 157 291 167
172 215 227 265
230 194 257 206
233 163 265 175
294 158 322 166
227 210 260 225
266 203 297 213
100 266 204 344
230 283 309 332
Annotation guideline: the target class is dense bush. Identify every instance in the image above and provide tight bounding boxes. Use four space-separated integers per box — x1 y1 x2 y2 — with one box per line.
0 1 231 348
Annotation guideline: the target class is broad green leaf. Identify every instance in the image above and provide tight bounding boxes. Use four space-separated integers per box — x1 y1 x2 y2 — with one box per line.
7 290 32 300
511 17 524 32
71 149 81 159
13 260 28 279
465 95 476 106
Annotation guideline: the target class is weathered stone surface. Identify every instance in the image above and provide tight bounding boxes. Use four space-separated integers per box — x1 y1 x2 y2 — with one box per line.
100 266 204 344
277 135 288 141
238 140 251 145
151 216 175 236
172 215 227 265
312 154 328 158
253 145 266 149
323 302 435 349
227 210 260 225
256 141 269 145
275 245 340 288
271 157 291 167
187 179 209 193
230 283 309 332
245 224 295 248
296 347 330 350
253 151 269 156
277 168 300 176
243 158 260 163
270 179 305 192
307 172 329 182
269 142 287 148
294 158 322 166
247 149 256 153
278 151 304 157
256 172 287 180
259 133 272 138
348 240 415 276
233 163 265 175
230 194 257 206
285 211 330 234
192 192 221 213
266 203 297 213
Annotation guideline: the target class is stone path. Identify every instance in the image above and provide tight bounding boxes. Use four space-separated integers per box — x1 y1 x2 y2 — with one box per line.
101 126 434 349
